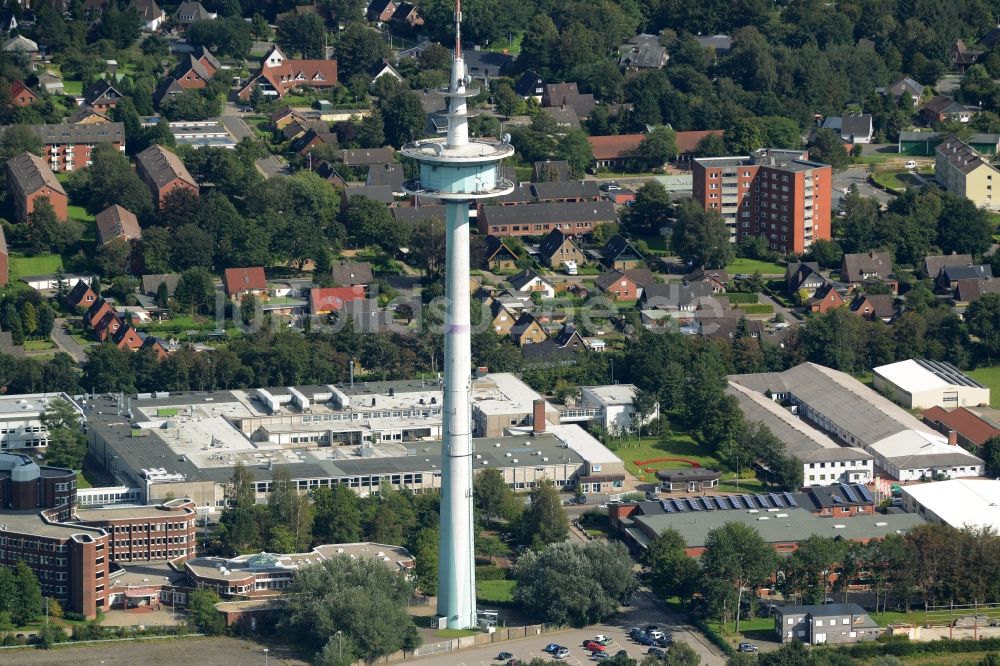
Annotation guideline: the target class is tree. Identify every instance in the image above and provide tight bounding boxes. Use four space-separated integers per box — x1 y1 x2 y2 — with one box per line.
357 109 386 148
700 522 777 631
513 540 638 626
966 293 1000 363
1 124 43 159
277 13 326 59
937 192 994 258
642 527 699 600
631 389 658 439
807 127 851 171
267 467 314 552
341 195 407 253
662 642 701 666
41 399 86 469
240 293 259 326
807 239 843 268
474 467 519 528
36 304 54 338
141 227 173 275
24 198 83 254
670 200 734 269
219 462 259 553
174 267 216 315
379 84 425 147
187 588 225 634
312 484 362 543
96 238 133 276
75 143 153 218
337 23 392 82
20 302 37 337
278 555 420 662
621 181 672 236
412 527 439 595
519 481 568 549
636 126 677 170
409 218 447 279
983 436 1000 478
695 133 728 157
476 532 511 565
494 82 522 118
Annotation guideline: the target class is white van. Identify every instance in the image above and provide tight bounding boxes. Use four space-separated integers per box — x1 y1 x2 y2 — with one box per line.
563 260 578 275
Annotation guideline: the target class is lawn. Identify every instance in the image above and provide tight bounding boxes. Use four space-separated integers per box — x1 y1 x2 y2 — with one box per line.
9 253 64 279
71 334 95 346
725 258 786 276
968 367 1000 408
63 79 83 95
486 32 523 56
281 94 311 108
871 606 1000 627
68 204 95 222
614 434 722 484
477 579 515 604
76 471 92 489
23 340 55 351
435 628 480 638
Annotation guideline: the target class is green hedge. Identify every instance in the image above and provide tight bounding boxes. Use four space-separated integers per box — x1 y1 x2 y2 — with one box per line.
834 636 1000 659
475 565 507 581
691 615 734 656
738 304 774 315
726 293 760 304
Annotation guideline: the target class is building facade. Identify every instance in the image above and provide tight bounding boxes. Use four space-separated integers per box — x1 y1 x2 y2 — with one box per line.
692 149 832 254
775 604 880 645
6 152 68 222
935 136 1000 209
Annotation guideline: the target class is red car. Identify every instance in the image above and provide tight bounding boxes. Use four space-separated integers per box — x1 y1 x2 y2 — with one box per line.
583 641 606 652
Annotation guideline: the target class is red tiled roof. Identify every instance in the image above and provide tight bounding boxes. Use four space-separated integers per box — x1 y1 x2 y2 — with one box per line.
310 286 366 314
223 267 266 297
587 134 644 161
923 406 1000 447
10 80 35 99
675 130 724 154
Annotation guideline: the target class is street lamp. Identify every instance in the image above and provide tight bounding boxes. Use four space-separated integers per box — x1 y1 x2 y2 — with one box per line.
336 630 343 660
263 648 269 666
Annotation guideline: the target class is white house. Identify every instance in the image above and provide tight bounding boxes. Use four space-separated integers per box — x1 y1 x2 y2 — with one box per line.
867 429 983 481
508 270 556 300
873 359 990 409
580 384 659 435
0 393 85 451
900 479 1000 530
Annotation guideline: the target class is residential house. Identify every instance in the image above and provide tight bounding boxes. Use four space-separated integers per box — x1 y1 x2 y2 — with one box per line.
293 128 338 157
923 406 1000 448
481 236 519 271
698 314 766 342
171 47 221 89
82 80 123 114
65 280 97 310
38 73 64 95
588 134 644 170
330 261 374 288
268 107 302 131
537 228 585 269
509 312 549 346
389 2 423 27
342 185 394 206
223 267 268 301
619 34 668 70
935 136 1000 209
0 10 16 35
641 282 716 312
20 122 126 172
541 82 596 119
95 205 142 246
93 310 124 342
68 107 110 125
695 34 732 55
881 77 924 105
112 324 144 352
366 0 397 22
922 95 975 124
532 159 569 182
462 50 513 82
174 1 216 24
392 204 446 225
9 81 36 108
130 0 166 31
521 324 590 365
313 161 348 187
953 277 1000 303
489 299 519 335
595 269 652 301
3 35 37 57
477 201 616 237
508 270 555 300
369 59 403 86
141 336 169 359
237 45 337 100
820 114 874 144
84 298 116 329
514 71 545 103
841 251 893 287
341 146 396 167
937 264 992 292
952 39 982 72
683 267 729 293
848 293 896 323
775 604 880 645
808 283 845 313
532 181 599 203
539 105 582 131
599 234 645 271
136 144 199 208
281 119 325 142
6 152 67 223
674 129 726 163
924 253 974 279
366 163 404 193
152 78 186 107
309 286 366 315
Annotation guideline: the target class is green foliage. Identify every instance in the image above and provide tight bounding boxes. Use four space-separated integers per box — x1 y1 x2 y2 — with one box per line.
519 481 568 549
412 527 439 595
670 199 734 269
187 588 225 635
277 13 326 59
700 522 777 630
219 462 259 553
377 82 424 147
41 398 86 469
643 527 700 600
173 267 215 315
0 562 43 626
186 17 253 59
312 483 362 544
808 128 851 171
474 467 520 528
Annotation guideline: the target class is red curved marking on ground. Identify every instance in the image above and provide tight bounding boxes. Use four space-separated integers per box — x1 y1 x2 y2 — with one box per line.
635 457 702 473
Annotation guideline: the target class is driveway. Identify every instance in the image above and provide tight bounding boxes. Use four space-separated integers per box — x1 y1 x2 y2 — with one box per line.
220 114 253 142
51 318 88 363
408 588 725 666
256 155 289 178
831 165 895 208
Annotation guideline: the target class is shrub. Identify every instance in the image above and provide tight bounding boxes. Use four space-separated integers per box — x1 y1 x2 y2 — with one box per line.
475 565 507 581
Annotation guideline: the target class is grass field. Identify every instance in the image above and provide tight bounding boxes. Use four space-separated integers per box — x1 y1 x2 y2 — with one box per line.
76 471 92 489
476 579 515 604
68 204 95 222
968 367 1000 408
63 79 83 95
614 434 721 483
871 605 1000 627
10 253 63 279
23 340 55 351
725 258 785 276
486 32 523 55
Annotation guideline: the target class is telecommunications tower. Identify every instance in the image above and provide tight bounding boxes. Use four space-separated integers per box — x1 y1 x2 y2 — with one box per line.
400 0 514 630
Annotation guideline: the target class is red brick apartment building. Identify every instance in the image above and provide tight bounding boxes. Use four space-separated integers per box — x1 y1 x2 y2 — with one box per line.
28 122 126 172
135 144 199 209
692 148 832 254
0 452 197 618
6 151 68 222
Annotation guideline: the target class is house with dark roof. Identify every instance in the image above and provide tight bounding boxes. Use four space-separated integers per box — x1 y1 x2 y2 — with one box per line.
618 34 668 70
922 406 1000 448
542 82 596 119
640 282 716 311
366 0 396 22
953 277 1000 303
141 273 181 297
66 279 97 310
775 603 880 645
9 80 36 107
462 50 513 82
539 105 582 131
95 205 142 246
922 95 975 124
522 323 590 364
293 128 338 157
130 0 166 31
532 160 569 182
595 269 652 301
510 312 549 346
6 152 67 223
93 310 124 342
531 181 599 203
141 335 169 359
537 228 585 269
0 10 16 35
224 267 267 300
880 77 924 105
514 71 545 102
848 293 896 322
237 45 337 100
937 264 992 292
331 261 374 288
820 114 874 144
171 47 221 90
11 122 125 172
68 107 110 125
341 146 396 167
952 39 982 72
342 185 395 206
82 80 123 113
508 270 555 300
369 59 403 85
365 163 404 193
841 251 892 286
924 253 975 279
174 1 216 23
683 267 729 293
84 298 116 329
599 234 644 270
112 324 144 352
785 261 826 296
153 77 186 107
697 314 765 342
313 161 348 188
808 283 845 314
136 144 199 208
392 204 446 225
478 201 616 237
481 236 519 271
389 1 423 27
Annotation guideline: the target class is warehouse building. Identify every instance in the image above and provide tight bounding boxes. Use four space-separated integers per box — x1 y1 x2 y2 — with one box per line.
873 359 990 409
899 479 1000 531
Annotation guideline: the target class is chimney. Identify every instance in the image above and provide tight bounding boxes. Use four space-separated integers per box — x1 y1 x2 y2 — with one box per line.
948 430 958 446
532 399 546 434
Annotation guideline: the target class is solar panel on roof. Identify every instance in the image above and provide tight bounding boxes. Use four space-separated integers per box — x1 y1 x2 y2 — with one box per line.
731 496 743 509
842 485 859 503
701 498 714 510
857 485 874 502
770 492 785 507
674 499 687 512
742 494 756 508
755 494 770 508
662 501 675 513
784 492 798 507
715 497 728 510
688 498 701 511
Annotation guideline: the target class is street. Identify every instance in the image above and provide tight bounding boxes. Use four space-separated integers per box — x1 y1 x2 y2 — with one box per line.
408 589 726 666
51 318 88 363
831 165 895 208
218 113 290 178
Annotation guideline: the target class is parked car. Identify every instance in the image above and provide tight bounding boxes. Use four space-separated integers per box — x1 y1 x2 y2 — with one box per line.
739 643 759 653
592 653 610 661
496 652 514 661
635 635 655 646
555 648 572 659
647 647 666 658
655 635 673 647
544 644 563 654
648 630 666 641
583 640 606 652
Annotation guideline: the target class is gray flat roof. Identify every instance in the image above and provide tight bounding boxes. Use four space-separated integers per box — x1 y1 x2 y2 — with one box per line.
75 504 192 522
0 511 107 539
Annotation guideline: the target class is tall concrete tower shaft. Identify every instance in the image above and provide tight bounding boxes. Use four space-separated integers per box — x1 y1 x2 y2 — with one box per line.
401 0 514 630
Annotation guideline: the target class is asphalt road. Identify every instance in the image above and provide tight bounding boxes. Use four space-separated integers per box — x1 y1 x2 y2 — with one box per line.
408 588 726 666
831 165 895 208
51 318 88 363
